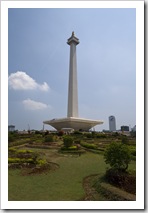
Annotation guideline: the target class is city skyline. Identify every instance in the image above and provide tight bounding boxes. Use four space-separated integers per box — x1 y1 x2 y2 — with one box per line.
8 8 136 131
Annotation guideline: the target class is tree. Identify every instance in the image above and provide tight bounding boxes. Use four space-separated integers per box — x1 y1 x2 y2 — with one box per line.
104 142 131 171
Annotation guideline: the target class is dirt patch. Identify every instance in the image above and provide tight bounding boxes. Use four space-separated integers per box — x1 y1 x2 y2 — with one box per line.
104 169 136 194
82 173 136 201
20 162 59 176
82 174 100 201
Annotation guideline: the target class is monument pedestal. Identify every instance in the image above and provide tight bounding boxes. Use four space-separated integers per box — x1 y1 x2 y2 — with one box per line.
43 117 103 131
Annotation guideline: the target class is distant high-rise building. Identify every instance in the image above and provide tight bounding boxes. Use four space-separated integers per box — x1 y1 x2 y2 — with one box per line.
121 125 129 131
8 125 15 132
109 116 116 132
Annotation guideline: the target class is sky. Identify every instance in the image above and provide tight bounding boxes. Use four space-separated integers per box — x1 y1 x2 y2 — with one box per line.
8 8 136 131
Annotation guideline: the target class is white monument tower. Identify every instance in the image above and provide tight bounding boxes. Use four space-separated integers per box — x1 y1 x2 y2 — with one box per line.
67 31 79 118
43 32 103 131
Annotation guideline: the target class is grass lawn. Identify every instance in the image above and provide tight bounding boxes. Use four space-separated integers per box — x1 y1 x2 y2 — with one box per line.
8 149 135 201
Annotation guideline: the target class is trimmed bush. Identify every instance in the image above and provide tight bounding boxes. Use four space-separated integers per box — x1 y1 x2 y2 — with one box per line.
73 131 83 135
8 139 31 147
36 159 47 166
96 133 107 138
44 135 54 142
63 136 73 148
17 149 33 154
80 141 97 149
9 148 17 152
8 158 34 164
61 145 77 151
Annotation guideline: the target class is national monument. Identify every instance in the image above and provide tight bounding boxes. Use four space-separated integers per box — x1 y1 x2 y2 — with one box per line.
43 32 103 131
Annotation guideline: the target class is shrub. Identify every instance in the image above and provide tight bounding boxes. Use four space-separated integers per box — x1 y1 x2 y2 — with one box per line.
17 149 33 154
74 139 81 144
63 136 73 148
36 159 47 166
121 135 129 145
35 130 41 134
73 131 82 135
85 133 92 139
44 131 49 136
80 141 97 149
8 158 34 164
61 145 77 151
8 133 15 142
58 131 64 136
8 139 31 147
104 168 136 194
129 146 136 156
44 135 54 142
8 148 17 152
104 142 131 171
96 133 107 138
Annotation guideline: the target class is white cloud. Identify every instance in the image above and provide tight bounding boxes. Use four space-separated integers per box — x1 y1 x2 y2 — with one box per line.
22 99 50 110
8 71 49 92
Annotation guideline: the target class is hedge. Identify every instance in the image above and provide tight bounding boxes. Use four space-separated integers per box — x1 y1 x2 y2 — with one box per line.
61 145 77 151
80 141 97 149
8 158 34 164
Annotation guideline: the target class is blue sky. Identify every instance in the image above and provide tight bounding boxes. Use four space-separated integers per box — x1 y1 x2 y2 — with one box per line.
8 8 136 131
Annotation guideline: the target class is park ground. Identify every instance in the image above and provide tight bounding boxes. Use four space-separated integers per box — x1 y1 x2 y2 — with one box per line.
8 131 136 201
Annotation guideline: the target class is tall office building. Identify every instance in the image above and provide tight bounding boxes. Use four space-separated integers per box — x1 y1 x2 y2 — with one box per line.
109 115 116 132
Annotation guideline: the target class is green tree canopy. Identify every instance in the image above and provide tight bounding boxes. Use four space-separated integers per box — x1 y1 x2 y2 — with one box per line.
104 142 131 171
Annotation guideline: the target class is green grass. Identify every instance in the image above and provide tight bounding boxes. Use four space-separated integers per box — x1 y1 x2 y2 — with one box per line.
8 135 136 201
9 151 106 201
8 148 136 201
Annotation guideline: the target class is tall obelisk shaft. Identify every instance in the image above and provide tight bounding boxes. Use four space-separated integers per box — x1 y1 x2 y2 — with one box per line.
67 32 79 117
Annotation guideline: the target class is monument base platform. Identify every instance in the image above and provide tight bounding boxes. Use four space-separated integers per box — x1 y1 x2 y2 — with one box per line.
43 117 103 131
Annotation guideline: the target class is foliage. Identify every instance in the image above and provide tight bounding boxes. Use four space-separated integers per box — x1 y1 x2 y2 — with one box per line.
80 141 97 149
85 133 92 139
96 133 107 138
44 135 54 142
57 131 64 136
73 131 83 135
8 157 34 164
111 132 120 137
44 131 49 136
104 168 136 194
9 148 17 152
121 135 129 145
63 136 73 148
129 146 136 157
35 130 41 134
61 145 77 151
104 142 131 171
36 159 47 166
74 139 81 144
8 150 135 201
17 149 33 154
8 133 15 142
8 139 31 147
130 131 136 138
